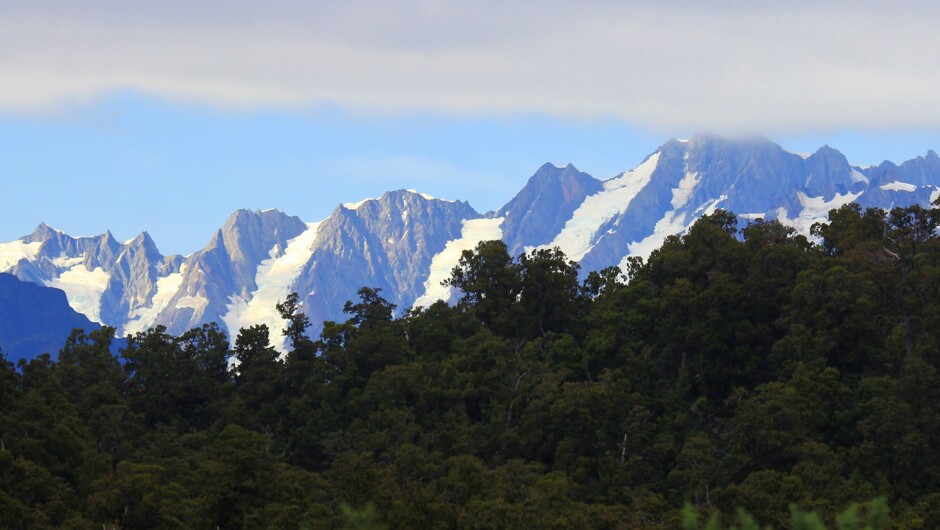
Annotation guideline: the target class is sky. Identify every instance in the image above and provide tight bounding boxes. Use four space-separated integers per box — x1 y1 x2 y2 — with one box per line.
2 1 940 255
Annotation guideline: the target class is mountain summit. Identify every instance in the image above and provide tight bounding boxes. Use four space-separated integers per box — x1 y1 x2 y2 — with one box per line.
2 137 938 346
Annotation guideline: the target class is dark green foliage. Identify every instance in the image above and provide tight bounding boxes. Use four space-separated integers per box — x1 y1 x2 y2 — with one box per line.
2 204 940 528
681 497 889 529
122 323 230 430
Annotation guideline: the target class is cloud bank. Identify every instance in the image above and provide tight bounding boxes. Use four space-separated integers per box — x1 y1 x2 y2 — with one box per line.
3 1 939 132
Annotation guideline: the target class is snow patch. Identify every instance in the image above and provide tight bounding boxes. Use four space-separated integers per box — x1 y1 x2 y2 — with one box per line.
671 171 700 209
412 218 504 309
52 254 83 269
343 197 377 210
850 169 869 184
699 195 729 217
0 240 43 272
621 179 717 266
406 189 453 202
777 191 863 236
176 295 208 312
880 181 917 192
45 263 110 324
222 222 322 351
931 187 940 204
537 153 661 261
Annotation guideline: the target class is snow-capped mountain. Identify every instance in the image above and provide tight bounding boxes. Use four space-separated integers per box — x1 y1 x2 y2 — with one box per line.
528 135 940 273
3 135 939 348
0 190 480 348
0 224 182 331
497 163 603 256
222 190 479 347
149 209 309 336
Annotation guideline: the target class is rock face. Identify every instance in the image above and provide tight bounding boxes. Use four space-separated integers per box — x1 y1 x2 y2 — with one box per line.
2 135 940 349
497 163 604 256
292 190 478 329
150 209 309 336
528 135 940 274
0 224 181 330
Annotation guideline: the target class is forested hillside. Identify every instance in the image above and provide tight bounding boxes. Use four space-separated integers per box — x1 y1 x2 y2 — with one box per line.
2 202 940 529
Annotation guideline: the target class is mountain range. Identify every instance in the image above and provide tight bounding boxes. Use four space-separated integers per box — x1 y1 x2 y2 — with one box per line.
3 134 939 354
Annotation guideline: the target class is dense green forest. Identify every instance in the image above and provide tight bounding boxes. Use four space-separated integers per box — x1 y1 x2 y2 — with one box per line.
2 202 940 529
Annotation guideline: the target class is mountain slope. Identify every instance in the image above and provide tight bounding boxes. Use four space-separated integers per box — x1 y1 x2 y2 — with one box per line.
522 135 940 274
0 273 99 363
151 209 309 336
3 135 940 351
292 190 478 333
0 224 184 333
497 163 603 256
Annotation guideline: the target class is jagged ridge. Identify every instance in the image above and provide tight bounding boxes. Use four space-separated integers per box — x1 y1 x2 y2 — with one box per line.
2 136 939 347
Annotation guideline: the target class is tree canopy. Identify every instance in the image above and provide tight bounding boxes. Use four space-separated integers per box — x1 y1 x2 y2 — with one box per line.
2 203 940 528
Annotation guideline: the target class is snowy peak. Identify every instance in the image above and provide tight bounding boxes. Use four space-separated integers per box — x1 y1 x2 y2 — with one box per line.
4 135 940 351
218 208 308 290
221 221 321 351
534 151 662 270
803 145 859 198
292 189 479 332
527 135 940 275
221 190 479 349
863 149 940 190
24 222 62 243
663 135 809 221
336 190 478 259
498 163 603 255
0 224 164 326
120 232 163 266
343 188 466 212
148 209 309 336
20 224 122 271
686 134 803 190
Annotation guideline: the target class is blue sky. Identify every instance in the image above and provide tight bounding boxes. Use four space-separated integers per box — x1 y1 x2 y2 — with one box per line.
0 94 672 254
2 2 940 254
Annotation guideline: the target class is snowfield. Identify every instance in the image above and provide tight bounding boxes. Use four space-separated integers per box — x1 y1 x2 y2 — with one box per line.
776 191 863 237
45 262 110 324
880 181 917 192
124 266 187 336
0 240 43 271
537 153 661 261
222 222 322 351
413 217 503 309
621 173 724 267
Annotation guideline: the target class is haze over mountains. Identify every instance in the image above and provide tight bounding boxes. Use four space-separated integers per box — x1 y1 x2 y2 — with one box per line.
3 134 940 353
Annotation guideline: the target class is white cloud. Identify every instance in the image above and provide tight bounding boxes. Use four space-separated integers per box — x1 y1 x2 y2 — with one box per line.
3 1 940 132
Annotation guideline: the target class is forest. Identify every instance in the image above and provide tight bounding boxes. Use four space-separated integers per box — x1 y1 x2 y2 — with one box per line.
2 202 940 529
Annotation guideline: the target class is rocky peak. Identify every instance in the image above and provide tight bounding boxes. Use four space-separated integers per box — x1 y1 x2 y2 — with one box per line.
498 163 603 255
26 222 60 243
803 145 856 197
